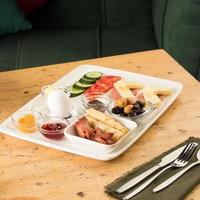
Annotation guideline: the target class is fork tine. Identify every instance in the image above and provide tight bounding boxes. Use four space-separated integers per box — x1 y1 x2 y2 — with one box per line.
177 142 193 160
178 143 193 161
182 143 198 162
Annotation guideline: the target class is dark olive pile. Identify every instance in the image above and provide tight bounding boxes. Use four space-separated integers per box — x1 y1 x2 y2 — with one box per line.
112 101 146 117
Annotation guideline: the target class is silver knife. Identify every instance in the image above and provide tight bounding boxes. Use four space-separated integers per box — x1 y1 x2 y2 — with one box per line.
116 145 185 194
153 149 200 192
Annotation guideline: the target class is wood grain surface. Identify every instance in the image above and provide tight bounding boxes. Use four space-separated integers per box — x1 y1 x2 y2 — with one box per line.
0 49 199 200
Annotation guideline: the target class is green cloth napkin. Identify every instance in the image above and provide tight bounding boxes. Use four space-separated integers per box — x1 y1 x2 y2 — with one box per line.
0 0 32 36
105 137 200 200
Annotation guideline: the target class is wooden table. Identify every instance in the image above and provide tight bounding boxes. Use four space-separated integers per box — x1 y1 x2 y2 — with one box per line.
0 49 199 200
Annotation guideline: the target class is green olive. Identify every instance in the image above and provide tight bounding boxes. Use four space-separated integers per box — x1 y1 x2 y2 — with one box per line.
124 104 134 114
115 98 128 108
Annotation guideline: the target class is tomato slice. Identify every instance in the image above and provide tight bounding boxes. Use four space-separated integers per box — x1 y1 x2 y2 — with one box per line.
100 75 121 88
101 75 121 80
85 75 121 94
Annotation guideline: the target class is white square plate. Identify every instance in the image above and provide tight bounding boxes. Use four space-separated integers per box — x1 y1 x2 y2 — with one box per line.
0 65 183 160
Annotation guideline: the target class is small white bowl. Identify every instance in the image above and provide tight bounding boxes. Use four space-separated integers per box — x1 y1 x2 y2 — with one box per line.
64 115 137 154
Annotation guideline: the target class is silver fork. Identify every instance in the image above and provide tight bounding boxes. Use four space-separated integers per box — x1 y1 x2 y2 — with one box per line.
122 142 198 200
153 148 200 192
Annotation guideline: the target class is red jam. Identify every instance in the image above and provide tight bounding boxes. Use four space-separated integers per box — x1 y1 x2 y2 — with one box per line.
40 122 67 140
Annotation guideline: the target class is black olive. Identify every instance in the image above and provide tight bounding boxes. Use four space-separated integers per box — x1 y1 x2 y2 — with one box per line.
138 101 146 108
133 111 138 116
120 112 128 117
135 109 145 115
133 103 140 111
112 106 123 114
140 109 145 114
128 113 134 117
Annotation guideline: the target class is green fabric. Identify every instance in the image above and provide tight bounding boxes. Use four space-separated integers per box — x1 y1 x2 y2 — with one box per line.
0 0 199 81
0 29 99 70
0 26 158 71
152 0 200 80
152 0 168 47
101 27 157 57
0 32 23 71
105 0 153 28
29 0 153 29
29 0 102 29
0 0 32 36
198 70 200 81
105 137 200 200
163 0 200 79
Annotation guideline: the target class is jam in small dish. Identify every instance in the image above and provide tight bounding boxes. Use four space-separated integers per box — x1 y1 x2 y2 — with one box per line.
38 117 69 140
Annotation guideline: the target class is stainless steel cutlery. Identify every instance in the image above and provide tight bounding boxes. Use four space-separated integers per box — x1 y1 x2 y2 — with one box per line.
153 149 200 192
116 145 186 194
122 142 198 200
115 142 198 200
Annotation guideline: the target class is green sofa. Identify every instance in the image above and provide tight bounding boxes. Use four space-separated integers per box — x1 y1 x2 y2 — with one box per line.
0 0 200 80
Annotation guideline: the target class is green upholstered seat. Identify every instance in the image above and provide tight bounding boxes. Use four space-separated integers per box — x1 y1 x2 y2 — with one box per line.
29 0 102 28
0 0 199 80
152 0 200 79
0 32 22 71
101 27 157 57
0 29 99 70
163 0 200 79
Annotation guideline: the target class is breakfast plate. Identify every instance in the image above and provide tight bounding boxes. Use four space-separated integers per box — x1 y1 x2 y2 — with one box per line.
0 65 183 160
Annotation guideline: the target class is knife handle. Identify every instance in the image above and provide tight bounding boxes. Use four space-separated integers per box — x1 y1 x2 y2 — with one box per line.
153 161 200 192
116 164 161 194
123 165 172 200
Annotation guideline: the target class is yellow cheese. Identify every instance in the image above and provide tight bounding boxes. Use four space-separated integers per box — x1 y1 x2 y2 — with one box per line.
123 81 144 89
86 108 128 134
114 81 136 103
152 87 173 96
143 87 161 107
86 116 126 141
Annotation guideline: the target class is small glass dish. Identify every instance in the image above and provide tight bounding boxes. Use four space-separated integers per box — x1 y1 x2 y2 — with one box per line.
41 84 70 97
107 100 154 122
38 116 70 140
82 92 111 112
41 84 70 110
11 110 38 133
41 84 56 96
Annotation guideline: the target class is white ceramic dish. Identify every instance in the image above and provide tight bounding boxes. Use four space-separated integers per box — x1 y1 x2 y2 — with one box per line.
64 115 137 153
0 65 183 160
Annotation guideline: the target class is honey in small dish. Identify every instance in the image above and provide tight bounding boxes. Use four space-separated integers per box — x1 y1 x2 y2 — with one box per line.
13 112 37 133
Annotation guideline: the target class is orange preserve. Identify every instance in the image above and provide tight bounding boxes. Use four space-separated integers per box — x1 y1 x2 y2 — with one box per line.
17 114 37 133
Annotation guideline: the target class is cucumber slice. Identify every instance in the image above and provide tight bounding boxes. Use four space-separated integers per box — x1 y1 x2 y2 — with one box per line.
80 77 96 84
84 71 102 80
74 81 92 89
69 86 84 97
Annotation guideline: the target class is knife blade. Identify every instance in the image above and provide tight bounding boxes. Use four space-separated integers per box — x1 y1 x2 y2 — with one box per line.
153 149 200 192
116 145 185 194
